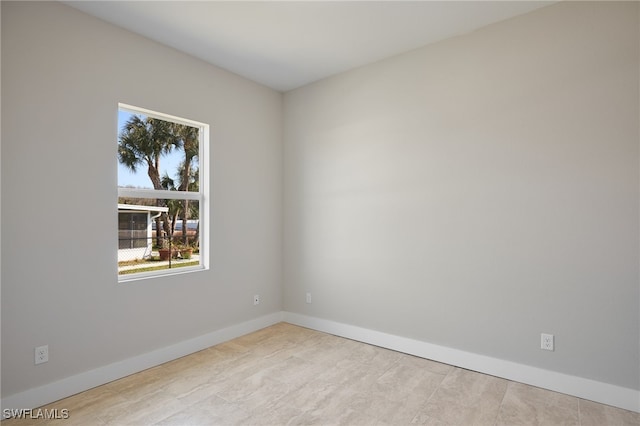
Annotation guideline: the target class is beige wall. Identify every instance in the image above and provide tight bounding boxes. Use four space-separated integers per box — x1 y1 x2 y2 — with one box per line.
283 1 639 390
1 1 282 396
2 0 639 404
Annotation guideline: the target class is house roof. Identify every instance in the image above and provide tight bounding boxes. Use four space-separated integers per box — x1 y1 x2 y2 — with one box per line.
118 204 169 213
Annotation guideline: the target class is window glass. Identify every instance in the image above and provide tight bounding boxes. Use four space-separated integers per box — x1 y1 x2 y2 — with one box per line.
117 104 208 280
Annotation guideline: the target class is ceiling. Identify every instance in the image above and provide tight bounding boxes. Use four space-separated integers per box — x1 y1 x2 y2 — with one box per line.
65 1 554 92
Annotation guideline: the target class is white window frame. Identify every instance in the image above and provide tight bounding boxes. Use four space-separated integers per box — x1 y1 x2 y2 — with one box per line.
117 103 209 282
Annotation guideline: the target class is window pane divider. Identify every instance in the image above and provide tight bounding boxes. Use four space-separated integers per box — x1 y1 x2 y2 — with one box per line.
118 188 201 201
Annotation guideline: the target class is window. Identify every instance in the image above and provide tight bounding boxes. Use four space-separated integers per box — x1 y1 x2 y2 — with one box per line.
117 104 208 280
118 212 148 250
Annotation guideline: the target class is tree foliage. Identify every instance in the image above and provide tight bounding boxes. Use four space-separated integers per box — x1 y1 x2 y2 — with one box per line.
117 114 200 246
118 116 177 190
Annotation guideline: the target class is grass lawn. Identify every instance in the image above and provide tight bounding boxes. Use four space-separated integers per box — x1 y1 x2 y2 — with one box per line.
118 260 200 275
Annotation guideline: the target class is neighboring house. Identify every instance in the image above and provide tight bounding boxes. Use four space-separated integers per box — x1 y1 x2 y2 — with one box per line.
117 204 168 262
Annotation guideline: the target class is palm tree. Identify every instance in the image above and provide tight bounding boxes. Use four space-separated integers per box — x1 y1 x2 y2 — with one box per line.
172 124 199 246
180 164 199 247
118 116 176 189
162 162 199 247
118 115 178 245
160 173 183 237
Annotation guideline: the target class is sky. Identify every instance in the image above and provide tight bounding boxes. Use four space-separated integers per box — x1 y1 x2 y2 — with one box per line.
117 110 187 189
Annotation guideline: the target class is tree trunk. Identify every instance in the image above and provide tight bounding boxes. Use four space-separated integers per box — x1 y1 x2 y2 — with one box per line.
162 212 172 245
155 216 163 247
182 200 189 246
194 221 200 249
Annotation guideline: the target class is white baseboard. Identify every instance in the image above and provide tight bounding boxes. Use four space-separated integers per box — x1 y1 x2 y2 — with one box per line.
282 312 640 414
1 312 284 412
3 311 638 414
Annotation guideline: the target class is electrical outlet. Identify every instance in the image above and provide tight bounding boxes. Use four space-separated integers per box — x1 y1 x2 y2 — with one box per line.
35 345 49 365
306 293 312 304
254 294 260 305
541 333 554 351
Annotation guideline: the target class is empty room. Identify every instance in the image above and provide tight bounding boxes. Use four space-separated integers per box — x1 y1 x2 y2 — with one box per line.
1 1 639 424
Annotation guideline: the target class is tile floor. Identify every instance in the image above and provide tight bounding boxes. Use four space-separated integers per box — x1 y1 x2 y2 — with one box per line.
3 323 639 425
